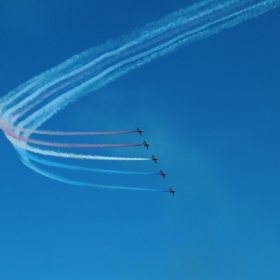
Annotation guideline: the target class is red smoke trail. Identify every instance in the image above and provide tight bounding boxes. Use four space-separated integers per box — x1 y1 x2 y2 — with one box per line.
18 129 136 136
10 77 78 123
3 129 143 148
0 120 136 136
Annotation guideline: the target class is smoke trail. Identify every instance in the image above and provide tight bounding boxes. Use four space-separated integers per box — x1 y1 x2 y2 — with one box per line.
8 136 150 161
4 125 136 136
0 119 136 136
0 48 92 114
4 129 142 148
1 0 279 192
18 129 135 136
0 81 39 114
16 148 159 175
0 0 226 115
6 0 278 131
19 154 165 192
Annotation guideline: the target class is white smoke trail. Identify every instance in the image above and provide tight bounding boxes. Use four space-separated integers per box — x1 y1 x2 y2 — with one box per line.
0 0 209 115
8 0 279 131
7 136 150 161
16 147 159 175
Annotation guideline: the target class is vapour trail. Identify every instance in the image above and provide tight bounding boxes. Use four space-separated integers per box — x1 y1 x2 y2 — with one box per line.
16 148 159 175
8 136 150 161
19 155 166 192
6 0 278 131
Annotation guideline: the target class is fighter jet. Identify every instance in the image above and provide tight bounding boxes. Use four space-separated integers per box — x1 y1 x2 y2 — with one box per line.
136 127 143 135
169 187 176 196
143 141 150 149
160 170 166 178
151 155 158 163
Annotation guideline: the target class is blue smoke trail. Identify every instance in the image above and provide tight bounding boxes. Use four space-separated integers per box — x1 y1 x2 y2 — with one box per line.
19 154 166 192
16 147 159 176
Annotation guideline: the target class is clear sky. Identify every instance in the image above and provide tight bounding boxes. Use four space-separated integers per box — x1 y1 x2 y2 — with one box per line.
0 0 280 279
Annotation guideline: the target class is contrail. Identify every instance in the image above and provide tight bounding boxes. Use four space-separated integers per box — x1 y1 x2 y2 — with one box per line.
16 148 159 175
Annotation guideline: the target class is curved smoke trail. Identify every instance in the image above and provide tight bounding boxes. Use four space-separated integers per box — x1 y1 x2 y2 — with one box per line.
0 120 136 136
8 136 150 161
19 154 165 192
4 129 143 148
16 148 159 176
0 0 277 132
1 0 279 191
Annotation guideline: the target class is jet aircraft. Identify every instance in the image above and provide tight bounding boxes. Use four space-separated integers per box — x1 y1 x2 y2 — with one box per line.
143 141 150 149
169 187 176 196
160 170 166 178
136 127 143 135
151 155 158 163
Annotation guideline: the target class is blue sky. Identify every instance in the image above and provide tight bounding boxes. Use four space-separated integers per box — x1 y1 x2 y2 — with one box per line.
0 0 280 279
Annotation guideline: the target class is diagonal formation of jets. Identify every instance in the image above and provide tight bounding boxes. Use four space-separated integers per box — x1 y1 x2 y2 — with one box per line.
137 127 176 196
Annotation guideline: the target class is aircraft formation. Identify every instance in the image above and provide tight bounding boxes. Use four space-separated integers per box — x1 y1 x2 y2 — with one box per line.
137 127 176 196
0 118 176 194
2 0 277 194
